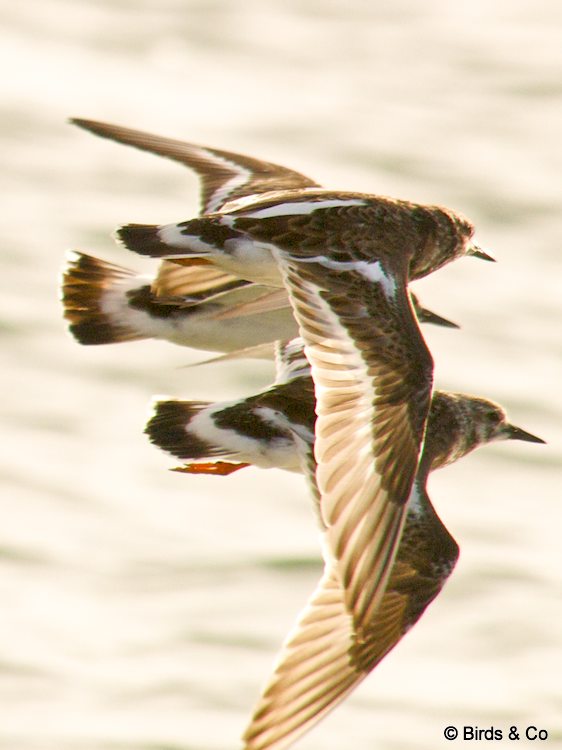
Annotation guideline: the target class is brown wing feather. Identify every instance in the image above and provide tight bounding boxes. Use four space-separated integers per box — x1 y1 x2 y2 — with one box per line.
151 259 248 302
243 495 457 750
212 288 291 320
70 118 319 213
276 254 433 634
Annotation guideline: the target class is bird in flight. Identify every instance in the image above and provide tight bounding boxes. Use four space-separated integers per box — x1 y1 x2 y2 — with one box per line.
67 117 497 662
145 337 544 750
63 119 544 750
61 119 459 355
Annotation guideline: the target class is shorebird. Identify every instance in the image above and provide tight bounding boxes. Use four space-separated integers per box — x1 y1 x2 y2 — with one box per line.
65 119 499 715
61 250 456 352
62 117 314 353
146 338 316 475
118 166 496 639
61 119 458 352
63 121 480 625
145 338 544 750
61 250 297 352
64 119 540 750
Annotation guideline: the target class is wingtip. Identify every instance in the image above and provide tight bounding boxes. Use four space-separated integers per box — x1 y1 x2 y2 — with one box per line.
69 116 95 131
69 117 120 141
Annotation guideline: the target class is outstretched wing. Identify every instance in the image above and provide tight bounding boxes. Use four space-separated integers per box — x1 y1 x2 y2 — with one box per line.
70 118 319 213
243 567 356 750
276 248 434 634
191 194 435 631
243 480 458 750
121 195 435 616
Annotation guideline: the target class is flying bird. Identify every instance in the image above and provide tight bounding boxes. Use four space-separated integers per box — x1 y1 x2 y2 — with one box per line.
65 117 498 708
61 250 297 352
60 250 456 353
242 387 543 750
145 338 544 750
63 120 541 750
61 119 459 352
119 178 495 638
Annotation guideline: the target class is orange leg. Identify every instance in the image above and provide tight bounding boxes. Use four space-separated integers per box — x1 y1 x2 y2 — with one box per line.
171 461 251 476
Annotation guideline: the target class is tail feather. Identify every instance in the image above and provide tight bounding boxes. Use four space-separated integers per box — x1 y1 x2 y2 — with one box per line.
61 251 147 344
117 223 171 257
146 399 226 461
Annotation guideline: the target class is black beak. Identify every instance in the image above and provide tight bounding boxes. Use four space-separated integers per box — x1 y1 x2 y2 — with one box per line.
410 293 460 329
506 424 546 444
418 307 460 329
471 246 496 262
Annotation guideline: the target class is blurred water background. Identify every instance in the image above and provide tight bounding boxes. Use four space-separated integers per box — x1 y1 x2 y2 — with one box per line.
1 1 561 748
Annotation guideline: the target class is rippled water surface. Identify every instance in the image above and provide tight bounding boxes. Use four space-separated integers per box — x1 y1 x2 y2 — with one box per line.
2 1 561 748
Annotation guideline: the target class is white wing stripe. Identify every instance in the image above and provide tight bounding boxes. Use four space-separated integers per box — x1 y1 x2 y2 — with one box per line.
242 197 366 219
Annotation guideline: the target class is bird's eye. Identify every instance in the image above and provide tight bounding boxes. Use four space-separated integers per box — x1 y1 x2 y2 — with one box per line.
486 409 501 425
